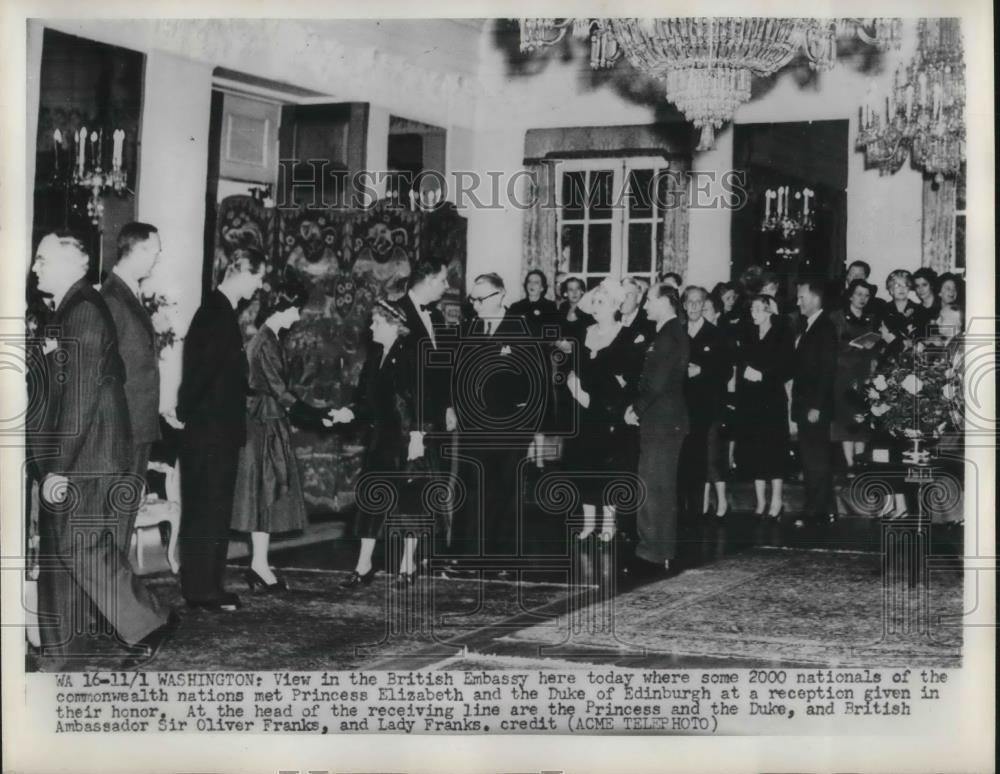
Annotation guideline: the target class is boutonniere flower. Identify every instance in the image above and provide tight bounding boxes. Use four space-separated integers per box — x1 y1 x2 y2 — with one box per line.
703 345 711 352
634 334 645 344
42 337 58 355
900 374 923 395
500 345 512 356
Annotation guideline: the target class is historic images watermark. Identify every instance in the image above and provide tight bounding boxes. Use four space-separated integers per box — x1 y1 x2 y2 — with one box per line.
273 161 750 213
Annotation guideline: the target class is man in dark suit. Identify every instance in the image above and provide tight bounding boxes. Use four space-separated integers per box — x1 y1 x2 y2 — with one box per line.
791 279 838 527
452 273 549 565
395 260 455 559
626 283 689 572
396 259 453 434
101 222 162 546
176 248 265 610
30 234 171 669
679 286 730 520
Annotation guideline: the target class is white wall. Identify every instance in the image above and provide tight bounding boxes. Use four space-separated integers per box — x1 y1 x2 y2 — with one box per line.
469 34 926 301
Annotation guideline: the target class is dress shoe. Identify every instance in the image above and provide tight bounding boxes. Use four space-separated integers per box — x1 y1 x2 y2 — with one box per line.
340 568 377 588
245 567 288 592
395 572 416 589
185 592 241 611
767 506 784 521
121 611 180 668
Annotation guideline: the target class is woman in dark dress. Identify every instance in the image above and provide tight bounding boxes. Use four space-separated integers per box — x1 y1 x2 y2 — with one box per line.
556 275 595 344
341 300 430 589
509 269 559 338
734 295 793 518
232 285 336 591
879 269 922 356
829 279 880 474
912 267 941 337
562 279 633 541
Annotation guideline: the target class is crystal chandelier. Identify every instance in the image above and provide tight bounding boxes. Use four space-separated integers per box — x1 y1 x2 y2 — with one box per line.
856 18 966 182
519 17 900 151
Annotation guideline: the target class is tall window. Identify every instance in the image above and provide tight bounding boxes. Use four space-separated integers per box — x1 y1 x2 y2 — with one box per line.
556 157 672 288
953 162 966 274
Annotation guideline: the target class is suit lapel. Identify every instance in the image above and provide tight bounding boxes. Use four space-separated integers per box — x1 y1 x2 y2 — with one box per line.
111 273 155 341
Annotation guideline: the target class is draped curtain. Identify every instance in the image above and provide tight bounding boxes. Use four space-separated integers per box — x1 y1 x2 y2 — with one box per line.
658 170 690 279
521 160 559 297
921 175 956 273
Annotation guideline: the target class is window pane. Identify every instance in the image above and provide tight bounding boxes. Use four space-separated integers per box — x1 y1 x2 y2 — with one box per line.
589 170 614 219
588 223 612 273
955 214 965 271
627 169 654 218
627 223 653 274
561 225 584 273
586 275 607 290
562 171 586 220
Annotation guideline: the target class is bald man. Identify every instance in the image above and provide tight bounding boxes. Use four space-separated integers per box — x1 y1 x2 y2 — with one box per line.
30 234 172 670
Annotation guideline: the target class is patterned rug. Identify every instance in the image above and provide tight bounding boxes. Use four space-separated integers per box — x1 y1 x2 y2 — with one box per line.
503 548 963 668
26 567 570 673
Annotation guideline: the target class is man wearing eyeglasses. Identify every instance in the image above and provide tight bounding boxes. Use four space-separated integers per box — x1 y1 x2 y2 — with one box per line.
451 273 549 571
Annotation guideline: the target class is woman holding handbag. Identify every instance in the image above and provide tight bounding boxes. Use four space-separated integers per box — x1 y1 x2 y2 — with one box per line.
340 299 431 589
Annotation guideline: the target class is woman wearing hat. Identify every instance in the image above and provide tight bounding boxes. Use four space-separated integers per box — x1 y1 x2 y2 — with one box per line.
340 299 431 589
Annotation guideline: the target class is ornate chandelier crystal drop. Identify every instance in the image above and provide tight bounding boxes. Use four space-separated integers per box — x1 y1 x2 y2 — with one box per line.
518 17 900 151
856 18 966 182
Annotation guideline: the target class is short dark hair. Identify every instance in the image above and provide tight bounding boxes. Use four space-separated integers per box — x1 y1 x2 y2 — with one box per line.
650 283 681 314
703 294 722 315
740 266 764 295
712 281 738 297
749 293 776 312
559 276 585 296
912 267 940 291
847 259 872 278
796 278 826 301
254 277 310 328
117 222 158 263
659 271 683 286
410 259 447 288
473 272 505 292
224 247 267 279
522 269 548 295
845 278 875 302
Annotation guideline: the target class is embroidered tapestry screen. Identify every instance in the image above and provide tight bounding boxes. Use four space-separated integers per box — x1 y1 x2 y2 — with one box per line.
213 194 467 513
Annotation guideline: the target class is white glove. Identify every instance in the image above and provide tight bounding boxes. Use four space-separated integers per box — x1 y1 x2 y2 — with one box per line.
407 431 425 461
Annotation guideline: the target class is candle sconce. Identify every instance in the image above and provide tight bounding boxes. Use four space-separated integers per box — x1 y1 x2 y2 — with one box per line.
51 125 130 226
760 185 816 240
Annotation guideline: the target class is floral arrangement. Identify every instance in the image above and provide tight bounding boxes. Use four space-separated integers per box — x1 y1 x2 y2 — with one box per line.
140 293 179 355
859 341 960 442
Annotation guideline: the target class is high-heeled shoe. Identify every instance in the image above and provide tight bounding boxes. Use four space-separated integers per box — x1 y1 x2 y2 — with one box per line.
245 567 287 592
395 571 416 589
340 568 377 589
767 506 784 521
715 502 729 519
